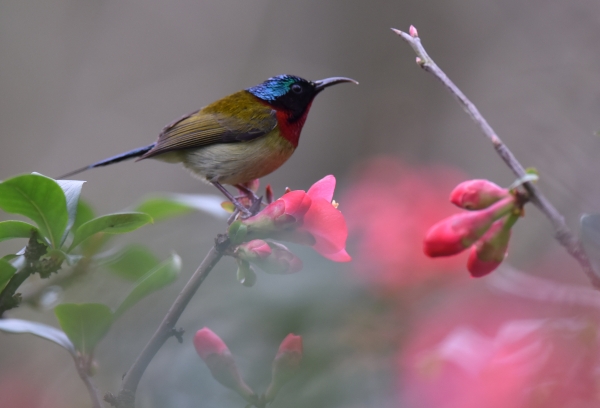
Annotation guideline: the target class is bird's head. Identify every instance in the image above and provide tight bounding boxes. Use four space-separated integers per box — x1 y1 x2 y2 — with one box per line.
247 75 357 123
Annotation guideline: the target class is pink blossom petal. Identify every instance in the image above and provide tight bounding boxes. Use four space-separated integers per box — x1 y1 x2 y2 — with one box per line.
280 190 312 218
307 175 336 202
302 198 349 260
322 248 352 262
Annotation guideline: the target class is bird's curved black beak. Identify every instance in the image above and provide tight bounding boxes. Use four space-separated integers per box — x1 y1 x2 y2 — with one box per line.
314 77 358 92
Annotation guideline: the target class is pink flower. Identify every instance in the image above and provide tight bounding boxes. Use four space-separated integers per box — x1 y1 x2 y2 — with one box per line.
235 176 350 262
450 179 510 210
423 196 516 257
399 298 600 408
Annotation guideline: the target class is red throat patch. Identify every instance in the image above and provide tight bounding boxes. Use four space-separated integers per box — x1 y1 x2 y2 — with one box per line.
275 102 313 148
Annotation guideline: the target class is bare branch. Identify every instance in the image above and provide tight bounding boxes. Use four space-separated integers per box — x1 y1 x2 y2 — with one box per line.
392 26 600 289
109 235 231 408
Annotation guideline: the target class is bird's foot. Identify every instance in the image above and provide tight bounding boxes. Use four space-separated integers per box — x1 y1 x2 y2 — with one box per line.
235 184 264 216
211 182 252 217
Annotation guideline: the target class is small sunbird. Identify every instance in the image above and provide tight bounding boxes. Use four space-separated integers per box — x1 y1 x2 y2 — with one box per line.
59 75 357 214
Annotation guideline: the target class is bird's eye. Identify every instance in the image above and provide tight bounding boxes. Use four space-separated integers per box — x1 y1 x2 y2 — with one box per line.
291 84 303 94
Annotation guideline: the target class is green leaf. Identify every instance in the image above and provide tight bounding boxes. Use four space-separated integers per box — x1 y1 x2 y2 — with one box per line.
0 174 68 248
105 244 161 281
114 253 181 318
228 221 248 245
0 318 75 356
72 199 95 233
0 220 37 243
0 259 16 290
134 193 226 221
236 260 256 287
54 303 113 355
69 212 153 251
55 179 85 245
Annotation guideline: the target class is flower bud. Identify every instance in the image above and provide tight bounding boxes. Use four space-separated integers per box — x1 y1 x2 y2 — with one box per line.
265 334 303 402
193 328 255 400
236 239 272 260
409 25 419 37
467 214 517 277
235 240 303 274
424 196 516 257
450 179 509 210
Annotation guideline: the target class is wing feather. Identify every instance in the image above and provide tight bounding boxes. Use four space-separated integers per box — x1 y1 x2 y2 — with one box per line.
140 91 277 159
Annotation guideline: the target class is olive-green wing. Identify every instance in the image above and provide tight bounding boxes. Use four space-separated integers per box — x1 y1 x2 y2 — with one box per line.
140 95 277 159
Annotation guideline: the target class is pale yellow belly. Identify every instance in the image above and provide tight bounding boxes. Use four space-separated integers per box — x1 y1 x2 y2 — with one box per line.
155 130 296 185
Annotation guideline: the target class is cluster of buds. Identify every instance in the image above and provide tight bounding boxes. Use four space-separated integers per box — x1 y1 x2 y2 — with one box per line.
227 176 350 285
423 179 523 277
194 328 303 405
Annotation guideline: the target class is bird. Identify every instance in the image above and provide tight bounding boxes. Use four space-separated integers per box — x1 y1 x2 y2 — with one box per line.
59 74 357 215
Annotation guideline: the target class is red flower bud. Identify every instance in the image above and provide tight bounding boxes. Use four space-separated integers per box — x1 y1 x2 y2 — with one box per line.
237 239 272 259
235 240 303 274
424 196 516 257
467 214 517 277
265 334 303 402
193 328 255 400
450 179 509 210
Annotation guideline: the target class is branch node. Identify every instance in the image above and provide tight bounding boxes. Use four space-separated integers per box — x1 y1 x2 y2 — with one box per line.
170 327 185 344
104 393 118 407
215 234 231 252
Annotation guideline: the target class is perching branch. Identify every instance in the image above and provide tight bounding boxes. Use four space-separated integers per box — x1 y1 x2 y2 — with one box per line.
392 26 600 289
107 234 231 408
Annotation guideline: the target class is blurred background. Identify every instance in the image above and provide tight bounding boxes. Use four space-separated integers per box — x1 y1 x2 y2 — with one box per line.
2 0 600 407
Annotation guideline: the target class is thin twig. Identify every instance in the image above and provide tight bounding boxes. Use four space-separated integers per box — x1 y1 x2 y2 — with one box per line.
73 355 104 408
108 235 231 408
392 26 600 289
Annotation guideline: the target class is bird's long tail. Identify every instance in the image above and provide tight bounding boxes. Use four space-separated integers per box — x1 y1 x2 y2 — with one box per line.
57 143 156 179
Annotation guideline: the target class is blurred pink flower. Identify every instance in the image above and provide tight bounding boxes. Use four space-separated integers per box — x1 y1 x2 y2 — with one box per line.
398 293 600 408
0 372 64 408
343 157 468 290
